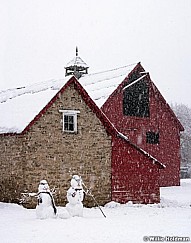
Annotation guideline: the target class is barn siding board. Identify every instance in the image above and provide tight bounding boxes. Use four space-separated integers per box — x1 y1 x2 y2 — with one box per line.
102 64 182 187
111 137 160 204
1 63 180 207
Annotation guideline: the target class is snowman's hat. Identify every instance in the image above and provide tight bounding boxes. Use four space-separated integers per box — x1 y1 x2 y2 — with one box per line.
72 175 81 181
39 179 48 185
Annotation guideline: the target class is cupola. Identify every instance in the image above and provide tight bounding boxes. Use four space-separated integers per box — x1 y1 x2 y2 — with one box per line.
65 47 89 79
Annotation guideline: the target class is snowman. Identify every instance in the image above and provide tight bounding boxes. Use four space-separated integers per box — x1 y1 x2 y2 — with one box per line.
66 175 85 217
36 179 57 219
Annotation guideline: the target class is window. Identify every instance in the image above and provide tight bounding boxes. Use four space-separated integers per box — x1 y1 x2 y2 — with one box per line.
64 114 75 131
59 110 80 133
146 131 159 144
123 74 150 117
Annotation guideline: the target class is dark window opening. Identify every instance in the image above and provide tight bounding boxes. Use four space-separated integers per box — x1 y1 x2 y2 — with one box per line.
123 77 150 118
64 115 74 132
128 72 141 84
146 131 159 144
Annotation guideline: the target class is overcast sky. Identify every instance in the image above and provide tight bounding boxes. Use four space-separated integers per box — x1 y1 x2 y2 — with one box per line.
0 0 191 107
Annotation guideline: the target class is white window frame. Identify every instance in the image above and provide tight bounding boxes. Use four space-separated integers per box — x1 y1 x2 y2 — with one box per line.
59 110 80 133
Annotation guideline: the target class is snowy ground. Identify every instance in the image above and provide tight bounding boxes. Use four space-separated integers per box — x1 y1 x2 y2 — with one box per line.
0 179 191 243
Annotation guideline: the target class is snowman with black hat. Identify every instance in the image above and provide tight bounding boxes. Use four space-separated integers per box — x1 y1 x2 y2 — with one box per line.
36 179 57 219
66 175 85 217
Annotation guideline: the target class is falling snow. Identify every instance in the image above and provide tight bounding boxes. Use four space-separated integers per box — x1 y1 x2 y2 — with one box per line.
0 179 190 243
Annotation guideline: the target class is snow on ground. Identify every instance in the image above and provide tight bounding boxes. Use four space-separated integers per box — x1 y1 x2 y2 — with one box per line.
0 179 191 243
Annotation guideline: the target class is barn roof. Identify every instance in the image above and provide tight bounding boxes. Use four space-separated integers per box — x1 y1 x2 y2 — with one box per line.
0 61 183 136
0 63 137 134
118 132 165 169
0 69 165 169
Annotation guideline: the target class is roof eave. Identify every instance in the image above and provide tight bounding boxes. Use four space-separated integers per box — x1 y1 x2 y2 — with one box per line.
117 132 165 169
17 76 119 137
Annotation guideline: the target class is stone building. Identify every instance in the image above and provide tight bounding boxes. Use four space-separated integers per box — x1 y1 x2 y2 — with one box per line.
0 51 182 208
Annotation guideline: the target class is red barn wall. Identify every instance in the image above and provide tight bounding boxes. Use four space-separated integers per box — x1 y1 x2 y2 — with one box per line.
102 74 181 187
111 137 160 204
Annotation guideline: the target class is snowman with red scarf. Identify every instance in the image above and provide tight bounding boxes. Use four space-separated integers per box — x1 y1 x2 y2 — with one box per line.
66 175 85 217
36 179 57 219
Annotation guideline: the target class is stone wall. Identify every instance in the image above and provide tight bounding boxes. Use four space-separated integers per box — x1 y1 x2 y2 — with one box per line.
0 83 112 208
0 135 24 202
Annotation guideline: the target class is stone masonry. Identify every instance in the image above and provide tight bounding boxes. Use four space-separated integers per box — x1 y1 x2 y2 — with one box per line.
0 82 112 208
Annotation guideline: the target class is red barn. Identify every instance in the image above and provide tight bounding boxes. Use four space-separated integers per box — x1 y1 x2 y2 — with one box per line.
0 51 183 206
0 75 164 206
101 62 184 186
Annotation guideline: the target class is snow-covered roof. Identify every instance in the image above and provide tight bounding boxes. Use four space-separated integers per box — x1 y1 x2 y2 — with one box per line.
0 63 137 134
65 56 89 68
80 64 137 107
118 132 165 169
